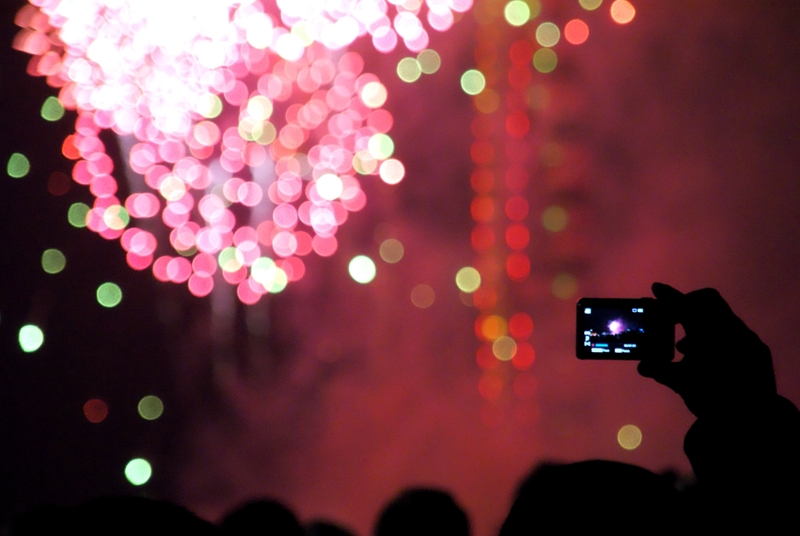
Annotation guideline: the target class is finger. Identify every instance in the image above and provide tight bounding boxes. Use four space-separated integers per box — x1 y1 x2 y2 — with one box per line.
651 282 684 324
637 360 683 393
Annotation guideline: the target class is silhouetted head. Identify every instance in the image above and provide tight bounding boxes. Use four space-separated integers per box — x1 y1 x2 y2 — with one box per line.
306 519 357 536
53 497 219 535
374 488 470 536
221 499 304 536
500 460 682 534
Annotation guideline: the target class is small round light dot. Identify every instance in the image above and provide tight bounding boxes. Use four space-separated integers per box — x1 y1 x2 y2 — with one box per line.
417 49 441 74
542 206 568 232
42 249 66 274
461 70 486 95
41 96 65 121
579 0 603 10
349 255 377 284
19 324 44 353
551 273 578 300
611 0 636 24
618 424 643 450
138 395 164 421
411 284 435 308
492 336 517 361
565 19 590 45
455 267 481 293
361 81 388 108
125 458 152 486
97 282 123 308
7 153 30 178
533 49 558 73
504 0 531 27
397 58 422 83
68 203 90 228
379 239 404 263
84 399 109 423
535 22 561 47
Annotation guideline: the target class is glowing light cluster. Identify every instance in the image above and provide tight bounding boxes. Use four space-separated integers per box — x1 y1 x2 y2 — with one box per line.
14 0 468 304
276 0 474 53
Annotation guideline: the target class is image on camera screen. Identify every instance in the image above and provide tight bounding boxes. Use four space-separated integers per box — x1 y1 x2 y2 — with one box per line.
581 305 647 356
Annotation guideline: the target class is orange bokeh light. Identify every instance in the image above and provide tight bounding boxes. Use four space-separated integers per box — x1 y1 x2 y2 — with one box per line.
610 0 636 24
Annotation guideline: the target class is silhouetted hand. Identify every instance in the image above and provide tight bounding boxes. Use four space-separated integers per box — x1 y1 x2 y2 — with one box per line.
638 283 776 419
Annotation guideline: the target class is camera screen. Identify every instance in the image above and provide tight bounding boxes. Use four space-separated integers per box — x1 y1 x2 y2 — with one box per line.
579 301 648 356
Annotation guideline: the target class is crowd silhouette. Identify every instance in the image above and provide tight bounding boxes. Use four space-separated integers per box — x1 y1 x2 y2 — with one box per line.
6 284 800 534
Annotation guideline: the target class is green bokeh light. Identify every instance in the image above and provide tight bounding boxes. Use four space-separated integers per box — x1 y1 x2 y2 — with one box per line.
542 205 569 232
251 257 288 293
461 70 486 96
504 1 531 26
349 255 377 284
579 0 603 10
368 134 395 159
533 48 558 73
68 203 90 228
397 57 422 83
97 282 123 308
41 96 65 121
7 153 30 178
124 458 152 486
42 249 66 274
417 49 441 74
19 325 44 353
455 267 482 293
198 94 223 119
536 22 561 47
138 395 164 421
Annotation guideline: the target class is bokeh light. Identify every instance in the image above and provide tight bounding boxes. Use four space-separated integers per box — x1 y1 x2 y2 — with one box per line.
41 249 66 274
551 273 578 299
533 49 557 73
84 399 109 423
138 395 164 421
40 96 65 121
411 284 435 308
565 19 590 45
18 324 44 353
397 58 422 82
579 0 603 10
509 313 534 339
617 424 643 450
478 314 508 341
610 0 636 24
417 49 441 74
492 336 517 361
48 171 70 195
68 203 89 228
379 239 404 263
349 255 377 284
535 22 560 47
504 1 531 27
124 458 152 486
455 267 481 293
97 282 122 308
542 205 568 232
7 153 30 178
461 70 487 95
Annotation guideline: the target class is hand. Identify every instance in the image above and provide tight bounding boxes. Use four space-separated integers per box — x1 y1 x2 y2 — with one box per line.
637 283 776 419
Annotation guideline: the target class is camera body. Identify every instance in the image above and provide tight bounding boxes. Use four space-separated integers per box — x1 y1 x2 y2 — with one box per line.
576 297 674 360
